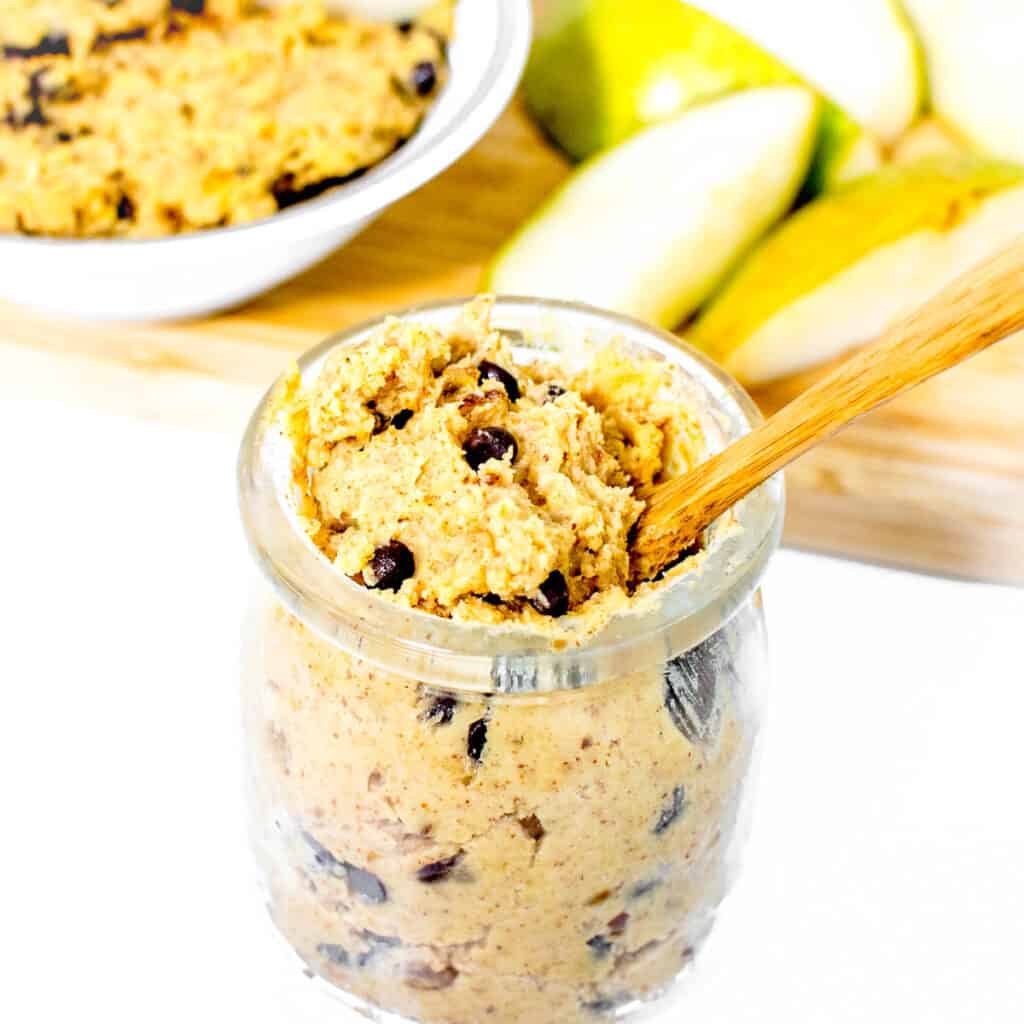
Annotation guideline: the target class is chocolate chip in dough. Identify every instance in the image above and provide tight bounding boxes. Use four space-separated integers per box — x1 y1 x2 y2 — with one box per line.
607 912 629 936
411 60 437 96
478 360 520 402
345 863 388 904
416 851 464 883
467 718 488 762
544 382 566 400
116 194 135 221
367 541 415 592
463 427 517 471
587 935 612 959
519 814 546 842
529 570 569 617
2 33 70 60
652 785 686 836
663 635 723 745
92 26 147 51
406 964 458 990
317 943 351 966
391 408 414 430
271 167 369 210
171 0 205 13
421 694 458 725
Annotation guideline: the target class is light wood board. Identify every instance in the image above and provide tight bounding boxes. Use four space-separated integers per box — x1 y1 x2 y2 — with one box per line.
2 98 1022 584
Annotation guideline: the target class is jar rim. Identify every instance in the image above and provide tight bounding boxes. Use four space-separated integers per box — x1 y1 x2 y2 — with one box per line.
238 296 784 693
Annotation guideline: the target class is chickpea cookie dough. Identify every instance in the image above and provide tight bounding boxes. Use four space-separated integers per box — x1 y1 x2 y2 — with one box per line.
0 0 450 237
247 298 759 1023
273 296 710 635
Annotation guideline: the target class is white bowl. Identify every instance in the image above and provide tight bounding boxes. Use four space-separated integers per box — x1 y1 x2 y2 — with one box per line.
0 0 532 321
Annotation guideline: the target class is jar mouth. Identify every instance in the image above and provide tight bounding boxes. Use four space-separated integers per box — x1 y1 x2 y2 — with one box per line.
238 296 784 693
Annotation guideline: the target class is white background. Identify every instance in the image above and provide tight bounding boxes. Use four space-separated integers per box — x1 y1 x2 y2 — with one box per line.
3 399 1023 1022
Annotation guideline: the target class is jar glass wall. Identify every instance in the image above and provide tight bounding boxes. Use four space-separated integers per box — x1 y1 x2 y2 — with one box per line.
238 299 783 1024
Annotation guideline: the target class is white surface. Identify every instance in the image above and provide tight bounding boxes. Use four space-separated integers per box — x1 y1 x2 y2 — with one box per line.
0 0 531 321
3 399 1023 1022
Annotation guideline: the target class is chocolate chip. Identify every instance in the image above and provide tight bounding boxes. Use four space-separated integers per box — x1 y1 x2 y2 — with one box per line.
421 694 457 725
406 964 458 990
317 943 350 966
370 409 389 435
396 20 414 33
478 360 520 402
367 541 414 592
519 814 546 842
411 61 437 96
663 634 724 745
302 832 387 901
529 570 569 617
55 130 72 142
355 930 400 967
302 831 346 878
544 383 566 400
653 785 686 836
587 935 612 959
607 912 629 936
345 863 388 904
416 851 464 883
582 996 629 1015
92 26 147 51
3 33 70 60
463 427 517 471
480 592 504 606
271 167 369 210
116 194 135 221
467 718 488 762
6 69 53 128
391 408 413 430
629 879 661 900
171 0 205 13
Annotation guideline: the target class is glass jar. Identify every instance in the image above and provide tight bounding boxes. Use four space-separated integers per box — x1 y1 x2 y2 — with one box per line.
238 298 783 1024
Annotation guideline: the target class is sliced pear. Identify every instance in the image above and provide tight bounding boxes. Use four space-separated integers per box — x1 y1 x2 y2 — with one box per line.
692 157 1024 385
692 0 924 144
485 86 818 328
811 113 883 194
902 0 1024 164
524 0 873 193
890 117 971 167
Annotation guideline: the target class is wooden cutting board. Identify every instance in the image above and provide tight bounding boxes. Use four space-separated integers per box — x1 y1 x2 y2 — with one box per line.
2 97 1022 585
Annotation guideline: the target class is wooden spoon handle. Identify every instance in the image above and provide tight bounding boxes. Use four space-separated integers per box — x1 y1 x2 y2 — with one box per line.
633 236 1024 580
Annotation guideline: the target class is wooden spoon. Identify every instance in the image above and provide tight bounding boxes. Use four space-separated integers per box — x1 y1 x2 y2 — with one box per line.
630 237 1024 583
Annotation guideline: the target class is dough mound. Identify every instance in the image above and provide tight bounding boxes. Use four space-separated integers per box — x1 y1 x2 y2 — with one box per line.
276 297 705 630
0 0 448 237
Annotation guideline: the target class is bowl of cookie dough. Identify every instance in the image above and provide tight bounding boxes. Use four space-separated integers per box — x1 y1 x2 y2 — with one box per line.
0 0 530 320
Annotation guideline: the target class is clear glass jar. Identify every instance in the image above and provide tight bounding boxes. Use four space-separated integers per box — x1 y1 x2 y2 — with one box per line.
238 298 783 1024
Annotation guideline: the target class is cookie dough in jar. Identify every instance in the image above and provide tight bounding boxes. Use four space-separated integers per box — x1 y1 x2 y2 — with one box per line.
238 297 783 1023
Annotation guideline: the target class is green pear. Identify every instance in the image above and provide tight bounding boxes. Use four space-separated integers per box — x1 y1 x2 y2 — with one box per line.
902 0 1024 164
485 86 819 328
524 0 878 193
691 0 924 144
692 157 1024 385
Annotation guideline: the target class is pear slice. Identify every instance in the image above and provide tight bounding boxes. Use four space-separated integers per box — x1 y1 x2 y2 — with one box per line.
890 117 971 168
692 157 1024 385
692 0 924 144
485 86 819 328
902 0 1024 164
524 0 875 192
